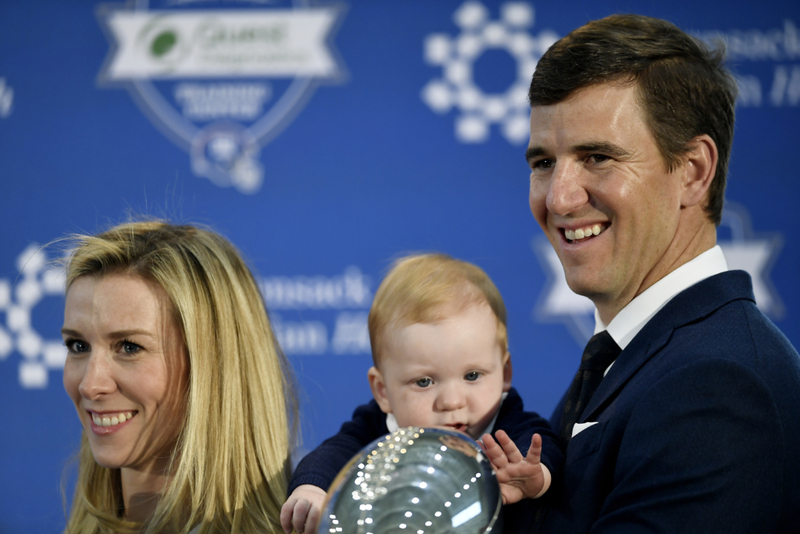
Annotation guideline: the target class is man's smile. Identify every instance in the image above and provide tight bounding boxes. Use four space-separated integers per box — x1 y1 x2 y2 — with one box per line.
561 223 608 244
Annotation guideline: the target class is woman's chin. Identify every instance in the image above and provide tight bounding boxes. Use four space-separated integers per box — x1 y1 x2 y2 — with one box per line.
91 455 123 469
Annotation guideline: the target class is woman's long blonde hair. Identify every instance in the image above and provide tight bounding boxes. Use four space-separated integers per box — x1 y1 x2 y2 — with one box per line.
62 220 297 534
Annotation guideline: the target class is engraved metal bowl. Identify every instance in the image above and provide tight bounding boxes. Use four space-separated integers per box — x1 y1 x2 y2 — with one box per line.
316 427 502 534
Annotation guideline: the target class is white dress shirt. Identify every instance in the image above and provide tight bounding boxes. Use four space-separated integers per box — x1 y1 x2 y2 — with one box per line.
569 246 728 438
595 245 728 352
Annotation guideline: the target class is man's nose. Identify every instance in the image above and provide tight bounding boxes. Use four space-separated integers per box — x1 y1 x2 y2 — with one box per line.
78 353 116 400
546 161 589 216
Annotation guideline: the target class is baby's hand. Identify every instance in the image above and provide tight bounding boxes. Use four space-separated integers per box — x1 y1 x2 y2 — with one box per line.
482 431 550 505
280 484 327 534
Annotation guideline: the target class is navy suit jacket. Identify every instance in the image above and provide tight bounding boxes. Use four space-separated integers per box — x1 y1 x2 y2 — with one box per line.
535 270 800 533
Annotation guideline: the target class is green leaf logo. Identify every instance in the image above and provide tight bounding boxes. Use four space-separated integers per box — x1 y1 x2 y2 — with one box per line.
151 30 177 57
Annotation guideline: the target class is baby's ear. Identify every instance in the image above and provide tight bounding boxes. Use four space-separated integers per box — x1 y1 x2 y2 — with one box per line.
502 352 513 392
368 366 393 414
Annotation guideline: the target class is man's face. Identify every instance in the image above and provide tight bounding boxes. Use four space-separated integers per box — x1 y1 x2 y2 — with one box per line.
527 82 686 322
368 303 512 440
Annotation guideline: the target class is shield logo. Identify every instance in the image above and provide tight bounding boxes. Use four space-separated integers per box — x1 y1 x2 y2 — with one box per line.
97 0 347 193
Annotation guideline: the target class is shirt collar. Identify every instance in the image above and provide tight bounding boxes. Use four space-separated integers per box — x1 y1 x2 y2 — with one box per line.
594 245 728 350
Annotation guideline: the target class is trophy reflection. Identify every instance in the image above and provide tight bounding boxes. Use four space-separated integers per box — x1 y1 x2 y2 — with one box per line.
316 427 502 534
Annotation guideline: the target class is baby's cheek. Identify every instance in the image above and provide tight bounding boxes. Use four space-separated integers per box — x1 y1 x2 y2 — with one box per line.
395 406 434 429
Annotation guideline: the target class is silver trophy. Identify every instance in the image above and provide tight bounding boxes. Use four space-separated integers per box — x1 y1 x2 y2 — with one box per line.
316 427 502 534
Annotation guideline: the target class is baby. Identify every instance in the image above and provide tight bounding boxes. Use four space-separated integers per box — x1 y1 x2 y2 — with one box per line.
281 253 563 533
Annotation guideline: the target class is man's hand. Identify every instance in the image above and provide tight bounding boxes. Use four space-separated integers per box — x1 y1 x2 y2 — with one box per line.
280 484 328 534
482 431 551 505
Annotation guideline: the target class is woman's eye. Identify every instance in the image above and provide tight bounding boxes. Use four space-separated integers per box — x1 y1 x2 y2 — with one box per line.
121 340 142 354
65 339 89 353
464 371 481 382
415 377 433 388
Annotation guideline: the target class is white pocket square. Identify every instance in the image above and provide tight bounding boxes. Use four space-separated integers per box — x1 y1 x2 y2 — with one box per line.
572 421 599 438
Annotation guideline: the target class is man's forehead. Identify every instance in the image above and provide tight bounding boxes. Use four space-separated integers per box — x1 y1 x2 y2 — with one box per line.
529 81 642 121
528 84 647 149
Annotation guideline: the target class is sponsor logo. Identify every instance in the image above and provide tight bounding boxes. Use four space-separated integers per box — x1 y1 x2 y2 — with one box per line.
421 1 558 144
533 203 784 345
97 0 347 193
0 245 67 389
694 20 800 107
262 266 372 355
0 77 13 118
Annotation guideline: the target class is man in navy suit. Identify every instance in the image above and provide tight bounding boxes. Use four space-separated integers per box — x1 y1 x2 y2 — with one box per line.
515 13 800 533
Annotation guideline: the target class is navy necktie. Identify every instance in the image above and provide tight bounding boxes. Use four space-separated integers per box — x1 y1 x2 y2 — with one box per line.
559 330 621 442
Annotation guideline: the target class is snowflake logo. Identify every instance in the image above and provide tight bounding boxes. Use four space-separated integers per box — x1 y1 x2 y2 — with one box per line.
421 1 559 144
0 244 66 388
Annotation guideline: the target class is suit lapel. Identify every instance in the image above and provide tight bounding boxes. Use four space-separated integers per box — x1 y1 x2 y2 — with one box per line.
579 270 755 423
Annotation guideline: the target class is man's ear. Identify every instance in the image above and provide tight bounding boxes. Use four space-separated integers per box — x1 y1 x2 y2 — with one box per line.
367 366 393 414
680 134 718 208
502 352 513 392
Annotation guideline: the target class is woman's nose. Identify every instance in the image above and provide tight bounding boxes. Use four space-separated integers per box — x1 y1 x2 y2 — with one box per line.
77 353 116 400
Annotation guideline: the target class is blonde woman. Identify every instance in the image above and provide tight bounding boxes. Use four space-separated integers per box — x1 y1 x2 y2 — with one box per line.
60 220 296 534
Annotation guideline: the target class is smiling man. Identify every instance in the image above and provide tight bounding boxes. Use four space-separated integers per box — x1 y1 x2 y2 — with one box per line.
521 13 800 533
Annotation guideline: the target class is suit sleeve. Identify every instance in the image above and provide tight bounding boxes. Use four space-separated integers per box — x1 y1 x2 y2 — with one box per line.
592 359 784 533
288 400 390 495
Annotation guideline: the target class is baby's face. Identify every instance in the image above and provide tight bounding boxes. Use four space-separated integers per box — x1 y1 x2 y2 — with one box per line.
370 303 511 440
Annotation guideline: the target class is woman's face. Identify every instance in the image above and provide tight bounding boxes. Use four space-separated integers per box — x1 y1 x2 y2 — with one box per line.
62 273 189 473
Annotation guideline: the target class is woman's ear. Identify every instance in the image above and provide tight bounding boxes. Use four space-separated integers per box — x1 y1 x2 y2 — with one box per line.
368 366 393 414
680 134 718 208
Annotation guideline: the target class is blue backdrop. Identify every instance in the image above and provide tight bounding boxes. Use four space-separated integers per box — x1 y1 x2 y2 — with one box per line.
1 1 798 532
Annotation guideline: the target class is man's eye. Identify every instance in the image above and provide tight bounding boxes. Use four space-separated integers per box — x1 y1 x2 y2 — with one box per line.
531 158 554 170
464 371 481 382
588 154 611 164
415 377 433 388
64 339 89 353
